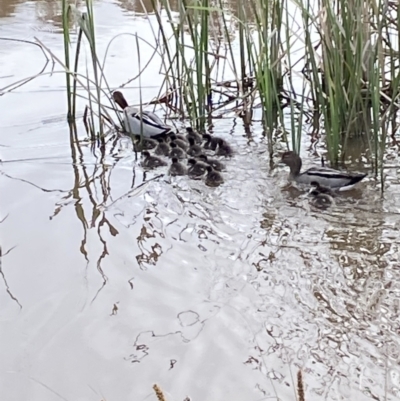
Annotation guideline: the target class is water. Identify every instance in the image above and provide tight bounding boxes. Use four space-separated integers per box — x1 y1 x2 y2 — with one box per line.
1 1 400 400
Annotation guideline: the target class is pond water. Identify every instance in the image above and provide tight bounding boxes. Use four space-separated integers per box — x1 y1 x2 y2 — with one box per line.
1 1 400 400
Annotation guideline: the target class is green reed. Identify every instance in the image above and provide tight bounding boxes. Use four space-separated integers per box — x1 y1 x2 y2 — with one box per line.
61 0 72 121
251 0 284 140
151 0 215 130
61 0 118 138
57 0 399 187
300 0 399 168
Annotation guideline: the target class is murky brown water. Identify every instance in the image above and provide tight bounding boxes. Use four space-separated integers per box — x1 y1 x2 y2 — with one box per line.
1 1 400 400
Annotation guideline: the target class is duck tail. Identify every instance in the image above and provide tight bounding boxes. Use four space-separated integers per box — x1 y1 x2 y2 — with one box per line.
349 173 367 186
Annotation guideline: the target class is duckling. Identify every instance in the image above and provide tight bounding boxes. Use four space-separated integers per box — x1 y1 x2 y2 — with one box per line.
169 142 186 160
168 133 189 150
169 157 187 176
188 158 208 179
205 165 224 187
309 181 335 209
202 133 220 151
186 127 203 144
133 137 158 151
187 137 203 157
154 137 171 156
309 194 333 209
197 154 225 172
215 138 233 156
309 181 334 196
142 151 167 168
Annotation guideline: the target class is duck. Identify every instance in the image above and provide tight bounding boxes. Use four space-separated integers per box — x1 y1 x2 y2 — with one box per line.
187 137 203 157
142 151 167 168
133 137 158 151
205 166 224 187
113 91 172 138
280 151 367 190
202 133 220 151
169 157 187 176
197 154 225 171
309 182 335 209
215 138 233 156
188 158 208 179
169 142 186 159
168 133 189 150
309 181 335 196
186 127 203 144
154 138 171 156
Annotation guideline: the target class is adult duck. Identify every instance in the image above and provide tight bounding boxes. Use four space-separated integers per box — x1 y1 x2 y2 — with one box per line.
113 91 172 138
280 151 367 190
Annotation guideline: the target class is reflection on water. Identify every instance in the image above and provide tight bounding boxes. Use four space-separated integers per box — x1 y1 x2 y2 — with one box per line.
0 0 24 18
1 0 400 401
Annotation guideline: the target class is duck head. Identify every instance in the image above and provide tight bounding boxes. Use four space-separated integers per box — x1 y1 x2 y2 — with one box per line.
113 91 129 110
280 151 302 176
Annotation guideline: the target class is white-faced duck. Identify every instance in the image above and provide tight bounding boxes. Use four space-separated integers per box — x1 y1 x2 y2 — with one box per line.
215 138 233 157
169 157 187 176
188 158 208 179
154 137 171 156
113 91 172 138
142 151 167 168
169 142 186 160
186 127 203 144
205 166 224 187
187 137 203 157
280 151 367 190
197 154 225 172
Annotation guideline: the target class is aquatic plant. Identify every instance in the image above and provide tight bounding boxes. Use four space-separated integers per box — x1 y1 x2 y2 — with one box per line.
57 0 400 186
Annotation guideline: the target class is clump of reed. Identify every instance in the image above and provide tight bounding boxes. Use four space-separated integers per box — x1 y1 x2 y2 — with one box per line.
301 0 400 169
60 0 120 140
56 0 400 186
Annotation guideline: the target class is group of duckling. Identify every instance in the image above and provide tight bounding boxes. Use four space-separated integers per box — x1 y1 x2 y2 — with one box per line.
113 90 367 200
135 127 233 187
112 90 232 186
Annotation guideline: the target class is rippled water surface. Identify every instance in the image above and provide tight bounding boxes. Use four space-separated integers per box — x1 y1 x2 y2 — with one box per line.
1 1 400 400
